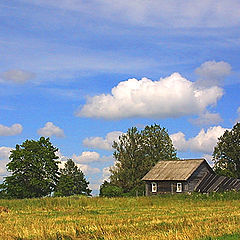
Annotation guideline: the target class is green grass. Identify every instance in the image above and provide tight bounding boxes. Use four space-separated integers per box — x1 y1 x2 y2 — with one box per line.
200 232 240 240
1 192 240 239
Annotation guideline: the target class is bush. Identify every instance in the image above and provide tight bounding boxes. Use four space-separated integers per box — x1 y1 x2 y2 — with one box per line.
99 181 123 197
122 184 145 197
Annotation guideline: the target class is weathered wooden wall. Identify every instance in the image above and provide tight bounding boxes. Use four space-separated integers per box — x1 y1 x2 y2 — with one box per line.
187 162 212 192
145 181 189 195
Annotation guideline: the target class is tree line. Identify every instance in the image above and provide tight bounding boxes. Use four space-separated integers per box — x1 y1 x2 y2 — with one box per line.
0 137 91 199
100 122 240 197
0 123 239 199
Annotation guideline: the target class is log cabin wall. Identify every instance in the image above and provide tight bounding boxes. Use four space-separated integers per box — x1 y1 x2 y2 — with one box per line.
145 180 188 195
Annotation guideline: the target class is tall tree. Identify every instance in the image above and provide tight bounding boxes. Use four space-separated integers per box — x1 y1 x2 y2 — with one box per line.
110 124 178 192
1 137 60 199
213 122 240 178
55 159 91 196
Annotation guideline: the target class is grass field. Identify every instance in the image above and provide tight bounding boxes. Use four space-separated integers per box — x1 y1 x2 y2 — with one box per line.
1 192 240 240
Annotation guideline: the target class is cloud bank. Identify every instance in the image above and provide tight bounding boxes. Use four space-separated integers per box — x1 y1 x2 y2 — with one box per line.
83 131 123 150
72 151 113 163
77 73 223 120
170 126 228 154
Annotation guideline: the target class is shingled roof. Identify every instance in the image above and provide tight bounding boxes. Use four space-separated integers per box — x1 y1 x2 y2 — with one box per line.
142 159 212 181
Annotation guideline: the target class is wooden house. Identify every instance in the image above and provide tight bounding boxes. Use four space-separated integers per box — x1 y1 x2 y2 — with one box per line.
142 159 240 195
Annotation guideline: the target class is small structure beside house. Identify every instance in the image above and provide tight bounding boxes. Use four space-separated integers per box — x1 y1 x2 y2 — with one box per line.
142 159 240 195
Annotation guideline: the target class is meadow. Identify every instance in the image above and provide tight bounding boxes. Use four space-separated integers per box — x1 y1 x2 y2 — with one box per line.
1 192 240 240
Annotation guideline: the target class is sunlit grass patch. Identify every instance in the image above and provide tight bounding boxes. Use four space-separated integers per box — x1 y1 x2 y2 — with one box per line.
1 193 240 239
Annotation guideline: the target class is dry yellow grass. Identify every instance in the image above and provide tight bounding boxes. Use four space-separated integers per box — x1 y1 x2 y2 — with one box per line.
0 193 240 240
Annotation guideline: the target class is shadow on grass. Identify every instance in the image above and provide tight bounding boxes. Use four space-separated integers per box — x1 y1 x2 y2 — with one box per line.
200 232 240 240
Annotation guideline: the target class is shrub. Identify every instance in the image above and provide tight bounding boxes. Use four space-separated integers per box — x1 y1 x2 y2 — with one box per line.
99 182 123 197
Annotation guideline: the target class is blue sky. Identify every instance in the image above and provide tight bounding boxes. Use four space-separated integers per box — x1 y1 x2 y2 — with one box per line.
0 0 240 194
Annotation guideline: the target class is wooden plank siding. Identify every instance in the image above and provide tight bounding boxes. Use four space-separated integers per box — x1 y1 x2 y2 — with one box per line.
145 180 189 195
143 159 240 195
187 162 213 192
143 159 214 195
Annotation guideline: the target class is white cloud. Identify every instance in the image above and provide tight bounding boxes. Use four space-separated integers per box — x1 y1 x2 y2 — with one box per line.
77 164 101 175
89 183 102 191
48 151 114 194
189 111 223 126
72 151 113 163
77 73 223 120
83 131 123 150
202 154 214 167
0 123 23 136
195 61 231 87
102 167 111 181
0 69 35 84
56 150 68 162
72 151 100 163
37 122 65 138
87 167 113 193
57 151 105 176
170 126 229 154
0 147 12 181
59 159 101 175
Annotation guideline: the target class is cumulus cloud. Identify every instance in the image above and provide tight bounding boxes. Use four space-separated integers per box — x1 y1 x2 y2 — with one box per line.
72 151 100 163
102 167 111 181
0 123 23 136
195 61 231 87
72 151 113 163
202 154 214 167
59 159 101 175
0 69 35 84
189 111 223 126
0 147 12 181
57 150 107 176
83 131 123 150
37 122 65 138
170 126 229 154
77 73 223 120
77 164 101 175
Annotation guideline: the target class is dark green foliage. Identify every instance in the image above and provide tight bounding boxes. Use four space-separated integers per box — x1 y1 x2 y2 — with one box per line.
122 184 145 197
99 181 123 197
0 184 7 199
55 159 91 197
110 124 178 193
1 137 60 199
213 123 240 178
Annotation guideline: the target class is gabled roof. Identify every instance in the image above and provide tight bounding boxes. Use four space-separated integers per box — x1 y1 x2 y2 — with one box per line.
142 159 212 181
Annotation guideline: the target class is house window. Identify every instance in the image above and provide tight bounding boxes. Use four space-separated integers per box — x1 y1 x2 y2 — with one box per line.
152 182 157 193
176 183 182 192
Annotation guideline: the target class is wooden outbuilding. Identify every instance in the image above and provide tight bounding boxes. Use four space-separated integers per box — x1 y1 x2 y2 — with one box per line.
142 159 240 195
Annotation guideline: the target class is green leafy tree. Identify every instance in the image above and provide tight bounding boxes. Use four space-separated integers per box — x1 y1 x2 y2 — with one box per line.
110 124 178 192
55 159 91 196
1 137 60 199
99 181 123 197
213 122 240 178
